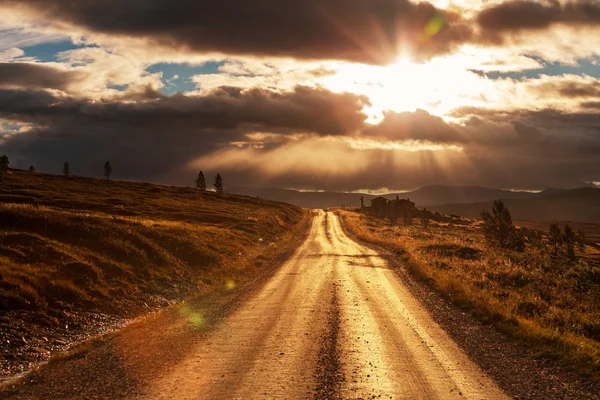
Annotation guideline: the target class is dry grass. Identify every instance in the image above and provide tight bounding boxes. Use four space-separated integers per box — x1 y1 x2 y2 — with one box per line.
338 209 600 379
0 170 305 350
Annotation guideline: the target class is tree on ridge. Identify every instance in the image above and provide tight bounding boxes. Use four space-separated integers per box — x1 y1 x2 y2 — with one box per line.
104 161 112 180
214 174 224 194
195 171 206 191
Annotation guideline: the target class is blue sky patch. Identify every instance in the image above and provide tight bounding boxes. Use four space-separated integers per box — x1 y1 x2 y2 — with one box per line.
471 57 600 80
147 62 225 94
21 40 93 62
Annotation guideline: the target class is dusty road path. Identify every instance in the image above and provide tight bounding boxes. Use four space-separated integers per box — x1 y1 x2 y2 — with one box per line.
143 211 506 399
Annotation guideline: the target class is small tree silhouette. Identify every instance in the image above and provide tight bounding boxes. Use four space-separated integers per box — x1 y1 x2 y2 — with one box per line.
0 154 8 181
549 223 562 255
104 161 112 180
0 155 8 171
63 161 71 177
481 200 524 251
195 171 206 191
28 165 36 173
214 173 224 194
563 225 577 261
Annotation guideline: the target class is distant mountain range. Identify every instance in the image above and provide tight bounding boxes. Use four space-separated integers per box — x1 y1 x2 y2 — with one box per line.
229 185 541 209
430 187 600 223
229 185 600 223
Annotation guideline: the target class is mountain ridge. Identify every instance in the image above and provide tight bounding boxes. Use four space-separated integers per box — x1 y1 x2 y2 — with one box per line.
229 184 545 209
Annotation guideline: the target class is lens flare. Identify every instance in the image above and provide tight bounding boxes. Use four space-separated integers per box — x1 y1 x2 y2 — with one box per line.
179 304 206 328
226 279 236 290
423 14 447 39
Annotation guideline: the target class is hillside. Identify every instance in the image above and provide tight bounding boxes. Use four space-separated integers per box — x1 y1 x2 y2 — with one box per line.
0 170 306 377
229 185 536 209
430 188 600 223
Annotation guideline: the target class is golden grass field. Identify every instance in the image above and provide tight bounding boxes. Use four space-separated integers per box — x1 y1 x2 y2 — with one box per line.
338 209 600 379
0 169 305 373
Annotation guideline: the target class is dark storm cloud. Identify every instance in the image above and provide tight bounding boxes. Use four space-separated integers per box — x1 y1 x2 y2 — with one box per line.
0 86 368 135
477 0 600 34
2 0 471 63
452 106 600 133
0 85 369 181
0 63 88 90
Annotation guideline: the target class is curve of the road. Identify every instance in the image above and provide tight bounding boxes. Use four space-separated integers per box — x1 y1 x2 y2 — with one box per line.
144 211 507 399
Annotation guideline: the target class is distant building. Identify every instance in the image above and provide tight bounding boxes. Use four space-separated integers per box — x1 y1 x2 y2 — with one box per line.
370 195 416 221
370 196 388 218
389 195 415 217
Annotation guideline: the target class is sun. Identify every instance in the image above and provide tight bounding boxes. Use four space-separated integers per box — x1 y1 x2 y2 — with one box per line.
317 54 486 123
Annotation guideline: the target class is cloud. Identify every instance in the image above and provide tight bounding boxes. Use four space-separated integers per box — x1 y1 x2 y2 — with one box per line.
0 0 473 64
477 0 600 35
0 62 89 90
0 86 369 135
0 86 370 180
0 21 67 50
524 74 600 99
188 105 600 190
363 109 464 143
1 84 598 189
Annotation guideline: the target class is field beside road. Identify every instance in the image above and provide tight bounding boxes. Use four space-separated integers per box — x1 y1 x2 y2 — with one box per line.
338 209 600 382
0 170 305 378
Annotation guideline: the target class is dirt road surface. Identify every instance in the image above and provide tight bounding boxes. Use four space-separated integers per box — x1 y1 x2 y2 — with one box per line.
141 211 506 399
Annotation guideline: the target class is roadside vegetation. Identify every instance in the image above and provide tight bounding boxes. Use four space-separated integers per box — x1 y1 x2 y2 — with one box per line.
338 205 600 379
0 168 305 376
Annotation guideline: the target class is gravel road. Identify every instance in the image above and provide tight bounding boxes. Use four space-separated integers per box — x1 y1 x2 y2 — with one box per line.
141 210 505 399
14 211 579 399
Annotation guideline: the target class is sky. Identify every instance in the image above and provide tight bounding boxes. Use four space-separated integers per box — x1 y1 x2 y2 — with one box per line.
0 0 599 192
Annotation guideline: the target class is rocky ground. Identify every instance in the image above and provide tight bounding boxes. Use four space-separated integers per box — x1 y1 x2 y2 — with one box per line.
0 295 175 380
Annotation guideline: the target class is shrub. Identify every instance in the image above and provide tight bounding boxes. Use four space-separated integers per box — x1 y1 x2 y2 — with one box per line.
563 225 577 261
549 223 562 255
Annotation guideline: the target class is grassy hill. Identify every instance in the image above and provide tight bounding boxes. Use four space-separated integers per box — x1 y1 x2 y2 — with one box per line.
430 188 600 223
0 169 306 377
